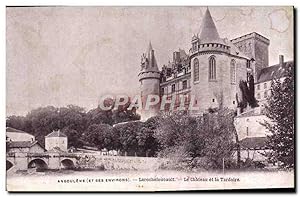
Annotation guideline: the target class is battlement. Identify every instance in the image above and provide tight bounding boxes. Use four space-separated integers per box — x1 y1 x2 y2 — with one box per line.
190 42 230 55
138 70 160 82
230 32 270 45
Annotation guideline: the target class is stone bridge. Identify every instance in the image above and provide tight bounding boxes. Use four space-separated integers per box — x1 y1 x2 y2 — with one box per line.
6 152 167 172
6 152 78 171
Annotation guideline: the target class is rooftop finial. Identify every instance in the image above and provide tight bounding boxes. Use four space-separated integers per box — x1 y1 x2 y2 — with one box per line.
148 41 153 52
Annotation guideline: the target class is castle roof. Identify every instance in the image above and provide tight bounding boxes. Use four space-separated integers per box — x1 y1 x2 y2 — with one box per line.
45 130 67 138
144 41 159 72
257 61 293 83
239 137 267 150
225 39 250 59
199 8 222 44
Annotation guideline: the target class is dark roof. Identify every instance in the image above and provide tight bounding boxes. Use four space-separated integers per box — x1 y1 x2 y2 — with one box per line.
257 61 293 83
7 141 39 148
240 137 267 150
45 130 67 138
6 127 28 134
199 8 221 43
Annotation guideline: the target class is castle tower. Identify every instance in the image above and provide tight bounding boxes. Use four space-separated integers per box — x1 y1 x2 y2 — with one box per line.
189 8 248 114
138 42 161 120
230 32 270 82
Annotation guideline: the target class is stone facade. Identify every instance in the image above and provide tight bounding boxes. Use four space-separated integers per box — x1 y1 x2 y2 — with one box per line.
231 32 270 83
234 109 270 141
7 141 45 154
138 8 271 119
138 42 161 120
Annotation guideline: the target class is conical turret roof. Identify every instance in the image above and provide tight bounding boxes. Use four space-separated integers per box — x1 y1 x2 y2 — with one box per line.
144 41 159 72
199 8 221 43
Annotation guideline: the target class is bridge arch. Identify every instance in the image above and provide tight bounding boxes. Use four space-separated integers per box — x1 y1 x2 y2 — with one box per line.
6 160 13 171
60 159 75 170
28 158 48 171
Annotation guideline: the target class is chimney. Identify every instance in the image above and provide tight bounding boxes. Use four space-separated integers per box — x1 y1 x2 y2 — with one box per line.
279 55 284 66
173 51 180 63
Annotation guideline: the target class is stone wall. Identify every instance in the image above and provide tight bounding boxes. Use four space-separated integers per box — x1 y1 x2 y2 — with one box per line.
73 154 167 170
190 53 247 114
45 137 68 151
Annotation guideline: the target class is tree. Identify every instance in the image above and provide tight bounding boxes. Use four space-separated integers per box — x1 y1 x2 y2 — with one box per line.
6 115 27 131
114 122 139 156
154 109 236 170
86 107 114 126
82 123 115 150
26 106 60 145
264 64 294 169
202 109 236 168
58 105 87 147
238 75 258 112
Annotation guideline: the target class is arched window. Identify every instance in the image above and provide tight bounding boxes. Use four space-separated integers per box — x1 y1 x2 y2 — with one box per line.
193 58 199 82
209 56 216 80
230 59 236 84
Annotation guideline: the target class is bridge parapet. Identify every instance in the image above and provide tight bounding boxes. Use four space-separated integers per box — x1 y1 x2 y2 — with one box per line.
7 151 169 171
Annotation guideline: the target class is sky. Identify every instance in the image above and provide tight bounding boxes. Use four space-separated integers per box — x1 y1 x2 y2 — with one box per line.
6 6 293 116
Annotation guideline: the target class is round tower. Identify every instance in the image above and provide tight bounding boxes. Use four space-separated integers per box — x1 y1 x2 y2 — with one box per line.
138 42 161 120
190 8 248 114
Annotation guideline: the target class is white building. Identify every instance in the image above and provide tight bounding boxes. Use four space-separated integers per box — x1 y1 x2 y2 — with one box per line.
45 130 68 152
6 127 35 142
235 108 271 141
255 55 292 106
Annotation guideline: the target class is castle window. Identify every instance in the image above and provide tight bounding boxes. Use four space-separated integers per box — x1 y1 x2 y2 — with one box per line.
233 101 235 105
246 127 249 136
264 91 268 98
257 84 260 90
182 80 187 90
247 60 251 68
264 83 267 89
193 58 199 82
209 56 216 80
212 99 215 102
230 59 236 84
161 87 164 94
257 93 261 99
171 84 176 93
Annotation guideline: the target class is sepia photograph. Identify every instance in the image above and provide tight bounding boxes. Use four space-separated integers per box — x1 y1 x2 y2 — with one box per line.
5 6 295 191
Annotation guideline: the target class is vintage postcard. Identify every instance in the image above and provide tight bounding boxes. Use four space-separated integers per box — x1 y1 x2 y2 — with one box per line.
6 6 295 191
